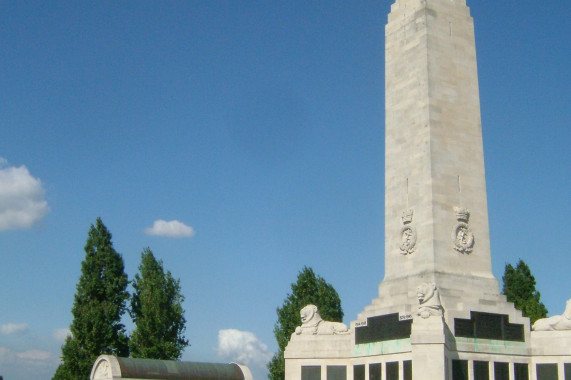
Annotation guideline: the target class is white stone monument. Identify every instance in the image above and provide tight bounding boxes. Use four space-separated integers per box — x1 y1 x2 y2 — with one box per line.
284 0 571 379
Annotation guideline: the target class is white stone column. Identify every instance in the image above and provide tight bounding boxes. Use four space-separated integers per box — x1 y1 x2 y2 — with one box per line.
381 0 498 317
410 317 449 379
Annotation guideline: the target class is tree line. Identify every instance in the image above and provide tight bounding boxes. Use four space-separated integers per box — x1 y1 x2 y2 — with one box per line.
52 218 188 380
50 217 548 380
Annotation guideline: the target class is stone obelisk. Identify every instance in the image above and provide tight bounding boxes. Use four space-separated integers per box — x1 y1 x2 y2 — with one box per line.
285 2 570 379
367 0 502 318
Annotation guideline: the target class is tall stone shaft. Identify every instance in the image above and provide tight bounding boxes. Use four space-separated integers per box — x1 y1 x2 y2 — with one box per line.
382 0 495 305
284 3 570 378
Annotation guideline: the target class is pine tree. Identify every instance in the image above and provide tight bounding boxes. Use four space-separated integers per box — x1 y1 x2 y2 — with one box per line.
268 266 343 380
53 218 129 380
502 259 548 324
129 248 189 360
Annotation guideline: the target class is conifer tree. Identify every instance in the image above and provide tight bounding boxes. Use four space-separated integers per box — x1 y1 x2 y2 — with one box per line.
53 218 129 380
268 266 343 380
129 248 188 360
502 259 548 323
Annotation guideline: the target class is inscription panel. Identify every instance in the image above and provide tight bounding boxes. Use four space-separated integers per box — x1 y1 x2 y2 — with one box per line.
536 364 558 380
454 311 524 341
302 366 321 380
494 362 509 380
353 365 365 380
327 366 346 380
386 362 399 380
403 360 412 380
514 363 529 380
452 360 468 380
355 313 412 344
369 363 382 380
473 361 489 380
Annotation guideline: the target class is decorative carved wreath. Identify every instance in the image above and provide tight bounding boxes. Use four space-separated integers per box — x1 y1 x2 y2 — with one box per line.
452 222 474 253
400 225 417 255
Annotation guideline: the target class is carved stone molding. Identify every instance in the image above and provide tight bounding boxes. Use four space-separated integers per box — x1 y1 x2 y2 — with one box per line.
399 209 417 255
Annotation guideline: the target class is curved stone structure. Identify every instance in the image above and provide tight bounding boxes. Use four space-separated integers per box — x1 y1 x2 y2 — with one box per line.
90 355 252 380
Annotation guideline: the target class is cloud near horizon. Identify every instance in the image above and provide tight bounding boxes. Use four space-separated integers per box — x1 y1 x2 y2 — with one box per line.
0 347 53 364
0 159 50 231
0 346 55 377
0 323 29 335
216 329 273 368
52 328 72 342
144 219 195 238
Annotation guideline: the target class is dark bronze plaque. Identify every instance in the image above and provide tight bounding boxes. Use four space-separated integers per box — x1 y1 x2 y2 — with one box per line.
386 362 399 380
327 366 346 380
473 361 489 380
454 311 524 342
514 363 529 380
452 360 468 380
369 363 382 380
353 365 365 380
536 364 558 380
494 362 509 380
403 360 412 380
355 313 412 344
302 366 321 380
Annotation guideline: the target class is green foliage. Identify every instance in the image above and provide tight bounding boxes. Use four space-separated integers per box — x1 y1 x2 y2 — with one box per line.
268 266 343 380
502 259 548 323
53 218 129 380
129 248 189 360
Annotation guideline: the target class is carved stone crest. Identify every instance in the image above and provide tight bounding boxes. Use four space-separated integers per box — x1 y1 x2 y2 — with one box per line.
399 209 417 255
452 207 474 254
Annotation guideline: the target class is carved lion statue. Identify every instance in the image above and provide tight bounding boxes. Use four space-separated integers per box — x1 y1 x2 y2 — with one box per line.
416 282 444 319
295 304 349 335
532 299 571 331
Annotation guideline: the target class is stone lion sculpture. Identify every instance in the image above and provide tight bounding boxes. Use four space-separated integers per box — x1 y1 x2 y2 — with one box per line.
295 304 349 335
416 282 444 318
532 299 571 331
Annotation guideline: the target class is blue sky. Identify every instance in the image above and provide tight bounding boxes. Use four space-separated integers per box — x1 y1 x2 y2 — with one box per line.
0 1 569 379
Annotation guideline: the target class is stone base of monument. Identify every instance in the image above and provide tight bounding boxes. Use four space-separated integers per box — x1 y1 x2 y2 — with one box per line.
284 302 571 380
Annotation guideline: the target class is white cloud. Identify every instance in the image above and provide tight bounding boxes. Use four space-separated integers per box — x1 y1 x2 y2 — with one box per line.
216 329 273 368
0 346 55 380
16 349 52 361
0 346 53 364
0 323 29 335
0 160 50 231
144 219 195 238
52 328 72 341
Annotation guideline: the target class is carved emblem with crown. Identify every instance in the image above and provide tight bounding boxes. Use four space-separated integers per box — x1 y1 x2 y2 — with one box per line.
399 209 417 255
452 207 474 254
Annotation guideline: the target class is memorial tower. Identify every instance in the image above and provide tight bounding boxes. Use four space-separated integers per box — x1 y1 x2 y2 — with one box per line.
284 1 571 379
369 0 500 318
